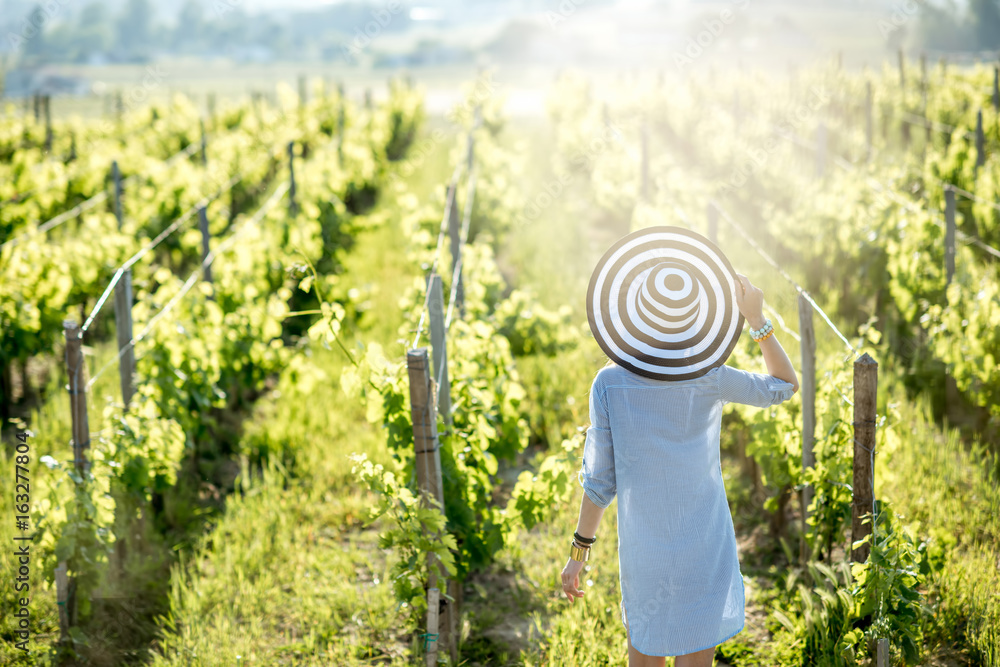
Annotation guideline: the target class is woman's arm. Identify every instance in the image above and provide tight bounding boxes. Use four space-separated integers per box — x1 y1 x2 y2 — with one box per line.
735 273 799 392
575 492 605 540
563 378 614 603
562 493 606 603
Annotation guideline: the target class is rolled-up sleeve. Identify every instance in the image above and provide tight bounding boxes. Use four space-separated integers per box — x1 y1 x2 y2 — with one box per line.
578 378 616 509
716 364 795 408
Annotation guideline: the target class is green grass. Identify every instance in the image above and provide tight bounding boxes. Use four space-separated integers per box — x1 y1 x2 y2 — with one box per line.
5 92 1000 667
143 121 458 664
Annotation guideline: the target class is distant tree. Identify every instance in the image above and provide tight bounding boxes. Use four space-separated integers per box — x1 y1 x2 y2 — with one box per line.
916 0 998 51
74 1 114 61
81 1 111 28
116 0 154 61
19 4 50 64
970 0 1000 48
174 0 205 51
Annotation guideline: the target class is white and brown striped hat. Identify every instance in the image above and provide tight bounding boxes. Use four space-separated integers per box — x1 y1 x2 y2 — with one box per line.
587 225 745 381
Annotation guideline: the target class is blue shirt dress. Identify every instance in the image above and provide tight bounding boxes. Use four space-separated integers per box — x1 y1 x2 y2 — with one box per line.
578 362 796 657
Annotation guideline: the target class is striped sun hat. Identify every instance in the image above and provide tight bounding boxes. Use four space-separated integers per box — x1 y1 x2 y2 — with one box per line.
586 225 745 381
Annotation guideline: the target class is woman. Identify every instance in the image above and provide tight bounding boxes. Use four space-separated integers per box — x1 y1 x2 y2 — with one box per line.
561 226 798 667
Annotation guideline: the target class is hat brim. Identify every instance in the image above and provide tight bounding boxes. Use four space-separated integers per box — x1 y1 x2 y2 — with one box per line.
586 225 745 381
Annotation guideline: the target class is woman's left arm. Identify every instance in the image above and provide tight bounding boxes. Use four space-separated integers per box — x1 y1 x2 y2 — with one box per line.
562 377 614 603
575 492 605 542
562 493 606 602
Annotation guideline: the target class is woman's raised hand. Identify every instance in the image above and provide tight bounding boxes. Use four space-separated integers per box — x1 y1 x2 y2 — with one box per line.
733 273 766 330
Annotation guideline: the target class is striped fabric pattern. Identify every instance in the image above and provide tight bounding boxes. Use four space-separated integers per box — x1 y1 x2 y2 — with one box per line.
578 361 796 657
586 226 745 381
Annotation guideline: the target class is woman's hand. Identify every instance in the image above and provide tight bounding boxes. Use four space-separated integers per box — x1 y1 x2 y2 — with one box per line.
734 273 766 331
734 272 800 391
561 557 586 603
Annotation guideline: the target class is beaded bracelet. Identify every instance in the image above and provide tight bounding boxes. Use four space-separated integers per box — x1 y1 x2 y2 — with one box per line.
749 318 773 342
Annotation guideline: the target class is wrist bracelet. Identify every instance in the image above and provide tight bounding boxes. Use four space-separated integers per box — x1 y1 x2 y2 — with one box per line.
754 328 775 343
749 318 773 341
569 541 591 562
573 531 596 546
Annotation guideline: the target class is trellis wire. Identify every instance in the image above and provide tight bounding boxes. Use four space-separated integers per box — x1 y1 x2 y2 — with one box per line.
411 160 465 350
1 139 205 250
84 181 290 391
80 173 244 334
711 203 862 358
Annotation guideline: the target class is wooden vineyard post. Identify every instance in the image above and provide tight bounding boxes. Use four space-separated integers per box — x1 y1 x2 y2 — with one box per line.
976 109 985 171
798 294 816 564
198 206 213 286
200 117 207 167
406 349 457 663
43 94 52 153
944 186 956 289
427 273 452 424
112 160 123 228
407 348 444 531
425 586 440 667
466 106 479 173
64 320 92 636
55 561 68 642
898 47 905 87
447 179 461 292
707 201 718 245
923 70 930 156
114 274 136 408
298 73 307 108
455 168 476 322
865 81 873 163
941 186 960 421
877 638 889 667
111 160 136 406
850 353 878 564
815 122 827 178
288 141 297 217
